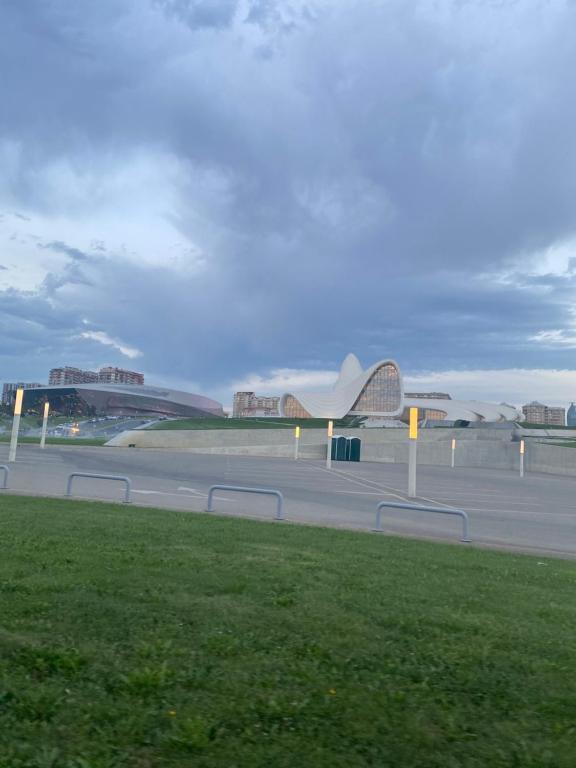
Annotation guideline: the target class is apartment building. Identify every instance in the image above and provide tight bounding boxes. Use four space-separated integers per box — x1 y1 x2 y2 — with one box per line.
232 391 280 418
49 367 99 386
522 401 566 426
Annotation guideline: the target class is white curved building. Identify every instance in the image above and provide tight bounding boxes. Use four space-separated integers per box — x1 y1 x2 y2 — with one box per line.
280 354 520 423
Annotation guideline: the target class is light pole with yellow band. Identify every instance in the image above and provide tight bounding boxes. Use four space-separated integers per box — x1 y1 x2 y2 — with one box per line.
40 401 50 449
408 407 418 497
8 388 24 463
294 425 300 460
326 420 333 469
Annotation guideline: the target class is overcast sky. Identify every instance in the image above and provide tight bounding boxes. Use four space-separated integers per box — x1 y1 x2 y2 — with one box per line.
2 0 576 407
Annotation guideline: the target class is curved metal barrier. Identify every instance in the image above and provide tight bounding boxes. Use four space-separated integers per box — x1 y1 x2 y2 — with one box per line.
374 500 470 543
0 465 9 490
65 473 132 504
206 484 284 521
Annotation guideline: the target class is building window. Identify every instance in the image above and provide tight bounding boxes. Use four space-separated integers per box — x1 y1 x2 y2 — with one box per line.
283 395 312 419
350 363 401 414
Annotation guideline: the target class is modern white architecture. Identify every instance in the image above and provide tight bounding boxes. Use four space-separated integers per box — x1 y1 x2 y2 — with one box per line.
280 354 521 423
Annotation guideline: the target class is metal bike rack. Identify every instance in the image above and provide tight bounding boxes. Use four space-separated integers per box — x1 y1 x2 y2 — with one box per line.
374 500 470 543
0 465 9 490
65 473 132 504
206 485 284 521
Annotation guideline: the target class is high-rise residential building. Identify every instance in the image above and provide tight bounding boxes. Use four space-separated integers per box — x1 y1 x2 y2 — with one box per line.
2 382 44 407
567 403 576 427
547 406 567 426
97 367 144 386
522 401 566 426
49 366 144 386
233 391 280 417
49 367 98 386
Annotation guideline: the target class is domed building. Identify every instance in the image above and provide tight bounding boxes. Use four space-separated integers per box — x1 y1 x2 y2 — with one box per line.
19 383 224 419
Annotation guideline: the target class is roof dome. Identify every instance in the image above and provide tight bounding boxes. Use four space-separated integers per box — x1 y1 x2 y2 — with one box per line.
334 353 363 390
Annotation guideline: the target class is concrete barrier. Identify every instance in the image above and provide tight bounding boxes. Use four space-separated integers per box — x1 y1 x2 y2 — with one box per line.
525 442 576 477
107 428 327 457
106 425 576 477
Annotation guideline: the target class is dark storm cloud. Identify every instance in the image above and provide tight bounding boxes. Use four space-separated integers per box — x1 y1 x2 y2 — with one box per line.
1 0 576 390
39 241 91 262
155 0 238 29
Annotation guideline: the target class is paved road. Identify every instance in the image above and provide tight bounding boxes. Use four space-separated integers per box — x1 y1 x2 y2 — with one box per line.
2 444 576 557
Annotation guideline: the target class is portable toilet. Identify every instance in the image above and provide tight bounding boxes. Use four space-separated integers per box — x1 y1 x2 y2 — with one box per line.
331 435 348 461
347 437 361 462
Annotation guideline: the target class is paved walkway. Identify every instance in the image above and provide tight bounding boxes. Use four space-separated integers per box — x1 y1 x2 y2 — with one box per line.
2 444 576 557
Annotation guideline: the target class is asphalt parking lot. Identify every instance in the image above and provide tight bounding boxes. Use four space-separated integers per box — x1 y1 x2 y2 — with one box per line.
2 444 576 557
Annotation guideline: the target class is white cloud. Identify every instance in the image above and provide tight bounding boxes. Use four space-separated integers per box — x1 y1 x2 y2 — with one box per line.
79 330 142 359
231 367 338 393
404 369 576 408
529 330 576 348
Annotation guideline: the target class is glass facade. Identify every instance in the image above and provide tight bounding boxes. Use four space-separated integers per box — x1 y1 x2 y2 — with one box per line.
283 395 312 419
350 363 401 414
421 408 448 421
21 387 224 419
400 407 448 423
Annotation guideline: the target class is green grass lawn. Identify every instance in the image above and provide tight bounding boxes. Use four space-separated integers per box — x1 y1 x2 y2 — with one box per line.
519 422 576 430
1 497 575 767
149 417 362 431
0 436 107 446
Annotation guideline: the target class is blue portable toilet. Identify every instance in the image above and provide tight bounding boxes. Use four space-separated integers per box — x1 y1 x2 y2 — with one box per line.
331 435 348 461
347 437 361 462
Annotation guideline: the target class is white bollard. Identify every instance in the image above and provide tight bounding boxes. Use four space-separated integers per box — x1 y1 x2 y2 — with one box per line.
451 437 456 468
520 439 525 478
294 425 300 460
40 401 50 449
326 420 333 469
8 388 24 463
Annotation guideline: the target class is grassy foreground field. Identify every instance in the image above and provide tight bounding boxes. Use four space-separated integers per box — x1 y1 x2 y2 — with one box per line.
0 497 575 767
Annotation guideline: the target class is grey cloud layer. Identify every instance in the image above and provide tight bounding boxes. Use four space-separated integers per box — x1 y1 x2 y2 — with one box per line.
1 0 576 389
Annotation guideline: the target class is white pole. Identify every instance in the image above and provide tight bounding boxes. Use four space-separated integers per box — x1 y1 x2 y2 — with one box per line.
451 437 456 468
294 425 300 460
40 401 50 449
408 441 417 497
8 388 24 463
326 420 333 469
408 407 418 497
520 439 525 478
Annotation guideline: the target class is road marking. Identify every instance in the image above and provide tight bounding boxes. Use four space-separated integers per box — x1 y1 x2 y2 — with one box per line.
432 494 544 507
306 464 410 502
133 489 234 503
177 486 204 496
133 489 192 499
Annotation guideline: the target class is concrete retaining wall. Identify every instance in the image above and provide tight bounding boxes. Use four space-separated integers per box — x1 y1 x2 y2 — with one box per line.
525 442 576 476
106 426 576 476
107 426 518 467
361 440 521 470
107 428 327 456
